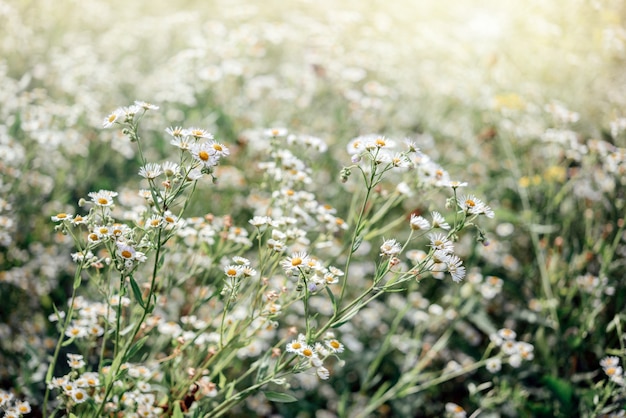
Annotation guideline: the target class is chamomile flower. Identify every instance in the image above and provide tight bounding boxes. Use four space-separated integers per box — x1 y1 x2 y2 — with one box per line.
264 127 288 138
146 215 163 228
116 243 137 261
138 163 163 179
121 104 141 121
15 401 31 415
65 323 88 339
286 338 306 354
88 190 118 207
162 161 181 177
208 140 230 157
185 127 214 140
69 388 89 403
445 254 466 282
71 250 94 263
281 251 310 274
601 356 620 369
224 265 244 278
191 142 219 169
428 233 454 254
410 214 431 231
51 212 71 222
445 402 467 418
165 126 185 138
71 214 87 225
486 357 502 373
170 135 193 150
380 238 402 257
232 256 250 266
431 211 450 230
103 108 123 128
457 194 494 218
249 216 272 227
134 100 159 111
316 366 330 380
67 353 85 369
497 328 517 341
325 339 345 353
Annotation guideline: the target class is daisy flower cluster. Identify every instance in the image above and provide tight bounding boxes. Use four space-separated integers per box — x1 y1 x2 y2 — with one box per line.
0 390 31 418
47 356 165 417
600 356 626 386
487 328 535 371
50 295 112 341
286 333 345 381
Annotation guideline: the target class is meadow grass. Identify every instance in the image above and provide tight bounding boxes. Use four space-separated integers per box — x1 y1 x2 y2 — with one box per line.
1 0 626 417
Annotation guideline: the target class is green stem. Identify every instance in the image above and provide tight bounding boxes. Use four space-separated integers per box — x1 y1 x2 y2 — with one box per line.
43 261 85 415
498 132 560 330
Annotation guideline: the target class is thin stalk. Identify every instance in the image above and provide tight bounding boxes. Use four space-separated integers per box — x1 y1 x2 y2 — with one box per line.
498 133 560 330
43 261 85 415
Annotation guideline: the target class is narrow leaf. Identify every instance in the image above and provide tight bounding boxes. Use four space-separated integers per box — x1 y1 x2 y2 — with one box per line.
126 335 149 360
264 391 298 403
172 402 184 418
105 350 125 388
129 275 145 308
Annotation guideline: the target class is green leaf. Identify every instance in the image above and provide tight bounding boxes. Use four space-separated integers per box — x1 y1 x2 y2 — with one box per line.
172 402 184 418
129 275 145 308
542 375 574 406
73 271 82 290
70 414 78 418
264 391 298 403
105 350 126 388
333 307 360 328
218 372 227 390
61 337 76 347
325 286 337 310
126 335 149 360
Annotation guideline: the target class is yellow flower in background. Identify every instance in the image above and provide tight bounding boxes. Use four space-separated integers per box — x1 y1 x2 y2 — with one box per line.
544 165 567 183
518 175 542 188
492 93 526 111
518 176 531 188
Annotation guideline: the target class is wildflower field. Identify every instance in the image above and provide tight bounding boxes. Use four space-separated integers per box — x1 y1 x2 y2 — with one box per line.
1 0 626 416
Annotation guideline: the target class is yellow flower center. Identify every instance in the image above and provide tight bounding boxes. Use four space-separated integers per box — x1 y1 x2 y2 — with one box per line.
56 213 68 219
465 199 476 207
212 143 223 152
98 197 109 205
121 250 133 259
330 340 340 349
302 348 313 357
291 257 302 266
292 342 301 350
198 150 210 161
